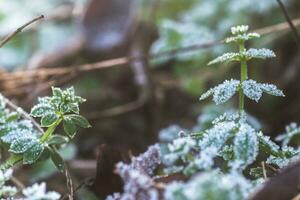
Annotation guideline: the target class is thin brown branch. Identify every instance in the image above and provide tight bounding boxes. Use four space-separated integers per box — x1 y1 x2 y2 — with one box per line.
261 161 267 179
11 176 25 190
0 15 44 48
276 0 300 45
0 95 43 133
1 17 300 95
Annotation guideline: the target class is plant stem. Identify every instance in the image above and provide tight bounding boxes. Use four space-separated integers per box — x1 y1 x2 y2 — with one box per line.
40 118 62 143
238 43 248 112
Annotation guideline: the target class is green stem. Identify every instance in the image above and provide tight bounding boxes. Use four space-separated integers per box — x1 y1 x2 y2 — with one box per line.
238 43 248 113
40 118 62 143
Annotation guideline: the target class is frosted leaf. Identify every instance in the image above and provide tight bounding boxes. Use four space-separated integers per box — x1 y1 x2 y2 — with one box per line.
158 125 184 143
256 132 281 156
164 136 196 164
22 182 60 200
265 146 300 168
220 145 234 161
276 123 300 146
200 79 240 105
0 186 17 198
225 32 260 43
244 48 276 60
183 147 218 175
115 163 159 200
260 83 285 97
9 136 38 154
212 111 240 125
131 145 161 176
242 80 262 102
193 147 218 170
199 121 236 150
213 80 240 105
164 170 252 200
208 52 240 65
1 129 33 143
249 167 264 178
233 124 258 168
231 25 249 35
164 182 185 200
199 88 214 101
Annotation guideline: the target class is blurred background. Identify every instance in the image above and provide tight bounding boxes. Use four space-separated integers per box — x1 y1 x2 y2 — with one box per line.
0 0 299 199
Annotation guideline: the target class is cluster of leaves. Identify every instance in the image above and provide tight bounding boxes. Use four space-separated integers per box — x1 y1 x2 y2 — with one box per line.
151 0 294 96
0 86 89 199
0 87 89 171
0 168 60 200
105 25 300 200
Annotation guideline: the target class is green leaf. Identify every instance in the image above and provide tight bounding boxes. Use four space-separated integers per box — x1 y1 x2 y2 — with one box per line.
63 117 77 137
30 104 54 117
23 143 44 164
6 112 19 122
47 135 69 145
50 148 65 172
234 124 258 167
9 137 37 154
52 87 63 98
68 103 79 114
68 114 91 128
41 113 59 127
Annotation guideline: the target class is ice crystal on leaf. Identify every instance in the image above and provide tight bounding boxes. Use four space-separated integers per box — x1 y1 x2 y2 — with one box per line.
164 170 252 200
164 136 196 165
233 124 258 168
0 169 17 198
256 131 281 156
207 53 240 65
276 123 300 146
131 145 161 176
225 33 260 43
260 83 285 97
242 80 262 102
22 182 61 200
231 25 249 35
244 48 276 60
200 79 240 105
199 121 236 150
113 163 159 200
242 80 285 102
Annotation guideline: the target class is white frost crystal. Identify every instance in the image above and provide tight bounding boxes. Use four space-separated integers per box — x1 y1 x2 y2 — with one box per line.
276 123 300 146
245 48 276 59
164 170 252 200
242 79 284 102
231 25 249 35
233 124 258 168
200 79 240 105
208 52 240 65
22 182 61 200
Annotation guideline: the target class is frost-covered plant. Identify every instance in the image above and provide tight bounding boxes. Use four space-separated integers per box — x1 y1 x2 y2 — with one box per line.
164 170 253 200
160 25 288 176
0 86 90 199
0 168 60 200
0 86 90 171
105 25 300 200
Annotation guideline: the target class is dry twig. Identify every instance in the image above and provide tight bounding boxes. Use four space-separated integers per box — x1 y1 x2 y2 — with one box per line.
276 0 300 45
0 15 44 48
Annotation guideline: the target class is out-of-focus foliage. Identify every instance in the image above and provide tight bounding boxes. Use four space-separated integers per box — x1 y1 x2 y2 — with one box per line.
0 0 86 69
150 0 293 95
